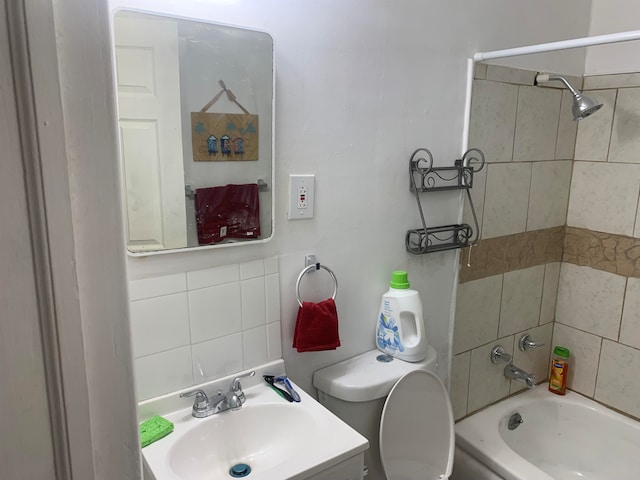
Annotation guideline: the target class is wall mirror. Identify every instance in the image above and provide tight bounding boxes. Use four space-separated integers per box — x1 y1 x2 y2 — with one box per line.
112 10 274 255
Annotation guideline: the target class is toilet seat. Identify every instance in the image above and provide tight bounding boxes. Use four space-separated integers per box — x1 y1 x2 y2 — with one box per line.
379 369 454 480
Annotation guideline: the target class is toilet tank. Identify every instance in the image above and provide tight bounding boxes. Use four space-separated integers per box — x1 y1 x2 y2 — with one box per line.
313 347 437 480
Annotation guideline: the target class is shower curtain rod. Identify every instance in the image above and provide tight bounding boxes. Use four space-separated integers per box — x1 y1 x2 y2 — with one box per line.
474 29 640 62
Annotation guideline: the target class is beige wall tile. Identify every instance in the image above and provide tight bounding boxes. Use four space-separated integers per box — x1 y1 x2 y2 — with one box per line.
555 90 578 159
468 80 518 163
574 89 616 161
486 65 536 85
474 62 487 80
513 86 561 162
567 161 640 237
467 336 514 413
482 162 532 239
454 275 502 354
552 322 602 397
510 323 553 394
584 73 640 90
499 265 545 337
451 352 470 421
556 263 625 340
463 167 486 237
595 340 640 418
620 278 640 349
540 263 560 325
527 160 572 231
610 87 640 164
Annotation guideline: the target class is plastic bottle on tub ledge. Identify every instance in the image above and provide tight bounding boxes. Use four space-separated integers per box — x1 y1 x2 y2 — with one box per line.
376 270 427 362
549 346 570 395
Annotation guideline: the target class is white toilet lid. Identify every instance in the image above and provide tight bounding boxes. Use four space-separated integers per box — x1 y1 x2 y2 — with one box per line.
379 369 454 480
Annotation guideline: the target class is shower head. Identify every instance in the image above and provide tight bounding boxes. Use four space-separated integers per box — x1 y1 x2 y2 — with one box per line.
535 73 603 120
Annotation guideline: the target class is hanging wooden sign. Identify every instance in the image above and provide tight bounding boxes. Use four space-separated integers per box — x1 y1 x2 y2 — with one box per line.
191 112 259 161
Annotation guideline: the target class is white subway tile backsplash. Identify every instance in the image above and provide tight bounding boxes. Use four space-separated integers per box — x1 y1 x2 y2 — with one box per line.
266 321 283 362
189 282 242 343
556 263 625 340
240 259 265 280
595 340 640 418
264 256 279 275
129 258 282 400
242 326 268 369
135 346 193 401
192 333 243 384
129 273 186 301
186 264 240 291
130 293 190 358
265 274 281 324
241 277 266 330
499 266 545 337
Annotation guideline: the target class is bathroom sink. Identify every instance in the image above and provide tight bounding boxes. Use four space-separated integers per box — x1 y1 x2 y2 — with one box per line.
168 404 316 479
140 361 368 480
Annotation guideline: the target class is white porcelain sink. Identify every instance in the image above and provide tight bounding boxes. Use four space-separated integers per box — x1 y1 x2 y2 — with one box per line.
168 404 316 479
140 361 368 480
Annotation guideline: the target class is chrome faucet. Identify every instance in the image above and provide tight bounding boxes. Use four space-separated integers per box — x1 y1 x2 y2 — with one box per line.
518 334 544 351
490 344 536 388
504 363 536 388
180 370 256 418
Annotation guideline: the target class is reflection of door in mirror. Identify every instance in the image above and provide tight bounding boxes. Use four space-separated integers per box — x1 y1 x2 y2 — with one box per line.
114 15 187 252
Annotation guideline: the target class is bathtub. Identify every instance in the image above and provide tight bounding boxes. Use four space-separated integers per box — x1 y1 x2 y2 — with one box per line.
451 385 640 480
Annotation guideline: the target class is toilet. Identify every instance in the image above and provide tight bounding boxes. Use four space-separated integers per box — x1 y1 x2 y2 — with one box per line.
313 346 454 480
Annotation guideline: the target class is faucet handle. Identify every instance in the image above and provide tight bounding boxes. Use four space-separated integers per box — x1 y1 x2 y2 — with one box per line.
180 389 210 412
519 334 544 351
230 370 256 405
490 345 512 364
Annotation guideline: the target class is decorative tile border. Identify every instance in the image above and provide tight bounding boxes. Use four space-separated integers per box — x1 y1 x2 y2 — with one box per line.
459 226 564 283
563 226 640 277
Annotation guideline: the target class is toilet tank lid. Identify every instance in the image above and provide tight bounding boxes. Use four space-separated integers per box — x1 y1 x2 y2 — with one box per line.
312 346 437 402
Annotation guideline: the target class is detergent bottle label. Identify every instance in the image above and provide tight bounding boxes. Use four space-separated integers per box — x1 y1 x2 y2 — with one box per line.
376 299 405 356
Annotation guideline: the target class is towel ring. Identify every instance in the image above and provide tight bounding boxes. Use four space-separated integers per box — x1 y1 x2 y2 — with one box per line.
295 263 338 307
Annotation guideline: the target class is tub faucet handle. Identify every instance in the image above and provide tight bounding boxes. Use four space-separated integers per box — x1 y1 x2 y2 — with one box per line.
519 334 544 351
490 345 511 364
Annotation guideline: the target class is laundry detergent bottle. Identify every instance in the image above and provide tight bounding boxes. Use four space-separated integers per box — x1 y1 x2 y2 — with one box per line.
376 270 427 362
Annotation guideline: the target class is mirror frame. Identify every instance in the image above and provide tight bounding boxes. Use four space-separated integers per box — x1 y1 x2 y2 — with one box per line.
109 5 275 256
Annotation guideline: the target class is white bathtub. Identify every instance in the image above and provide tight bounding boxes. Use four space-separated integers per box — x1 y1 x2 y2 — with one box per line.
452 385 640 480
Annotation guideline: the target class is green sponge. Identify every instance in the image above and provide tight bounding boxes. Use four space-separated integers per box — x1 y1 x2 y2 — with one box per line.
140 415 174 448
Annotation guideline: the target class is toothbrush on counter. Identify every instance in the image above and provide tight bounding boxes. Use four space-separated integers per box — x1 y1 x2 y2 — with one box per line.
274 375 301 402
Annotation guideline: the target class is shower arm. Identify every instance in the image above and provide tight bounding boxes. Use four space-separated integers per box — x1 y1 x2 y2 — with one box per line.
536 74 580 97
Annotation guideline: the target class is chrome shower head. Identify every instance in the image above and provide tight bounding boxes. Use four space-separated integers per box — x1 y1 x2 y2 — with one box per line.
535 73 603 120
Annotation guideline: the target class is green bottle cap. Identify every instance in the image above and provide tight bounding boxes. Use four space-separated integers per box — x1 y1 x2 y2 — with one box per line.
390 270 410 289
553 346 570 358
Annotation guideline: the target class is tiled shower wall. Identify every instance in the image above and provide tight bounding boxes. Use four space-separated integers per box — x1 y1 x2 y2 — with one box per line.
453 67 640 422
557 73 640 419
128 257 282 401
450 65 577 419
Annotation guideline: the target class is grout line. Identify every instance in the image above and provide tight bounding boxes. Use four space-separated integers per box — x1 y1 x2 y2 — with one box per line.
592 337 605 398
605 88 619 162
617 277 628 342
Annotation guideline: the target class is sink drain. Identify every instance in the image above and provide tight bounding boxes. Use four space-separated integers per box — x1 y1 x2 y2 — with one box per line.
229 463 251 478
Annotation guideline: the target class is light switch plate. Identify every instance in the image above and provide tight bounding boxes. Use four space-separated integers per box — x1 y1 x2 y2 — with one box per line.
288 174 315 219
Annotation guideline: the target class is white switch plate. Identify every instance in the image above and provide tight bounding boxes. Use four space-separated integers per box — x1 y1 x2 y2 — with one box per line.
288 174 315 219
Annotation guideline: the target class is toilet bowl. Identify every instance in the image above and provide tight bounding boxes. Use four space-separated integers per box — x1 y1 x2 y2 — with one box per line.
313 347 454 480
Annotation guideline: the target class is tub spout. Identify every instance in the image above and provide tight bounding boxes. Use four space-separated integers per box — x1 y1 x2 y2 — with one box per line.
504 363 536 387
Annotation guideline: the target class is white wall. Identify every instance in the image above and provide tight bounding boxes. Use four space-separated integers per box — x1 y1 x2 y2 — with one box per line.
113 0 590 394
586 0 640 74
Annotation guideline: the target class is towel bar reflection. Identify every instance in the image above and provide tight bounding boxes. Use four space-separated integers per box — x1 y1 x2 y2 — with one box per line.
295 263 338 307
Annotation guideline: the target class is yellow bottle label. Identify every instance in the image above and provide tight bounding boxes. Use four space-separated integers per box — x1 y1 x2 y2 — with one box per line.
549 360 566 391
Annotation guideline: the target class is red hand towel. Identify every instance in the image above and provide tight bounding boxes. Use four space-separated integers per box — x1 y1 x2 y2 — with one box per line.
292 298 341 352
195 184 260 245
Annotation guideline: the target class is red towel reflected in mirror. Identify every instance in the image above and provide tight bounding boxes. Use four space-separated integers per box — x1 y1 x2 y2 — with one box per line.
195 183 260 244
